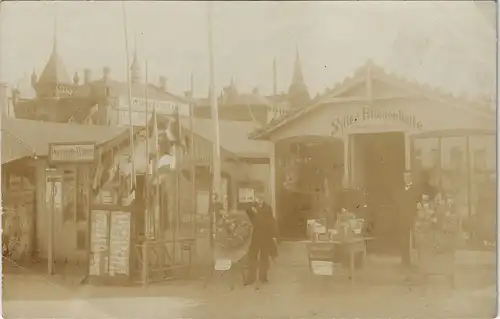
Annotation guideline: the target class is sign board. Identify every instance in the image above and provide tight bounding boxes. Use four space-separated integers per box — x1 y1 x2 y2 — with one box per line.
49 142 96 164
310 260 336 276
214 259 232 271
238 187 255 203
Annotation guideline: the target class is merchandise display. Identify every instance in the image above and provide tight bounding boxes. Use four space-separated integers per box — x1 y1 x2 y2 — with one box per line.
414 193 459 254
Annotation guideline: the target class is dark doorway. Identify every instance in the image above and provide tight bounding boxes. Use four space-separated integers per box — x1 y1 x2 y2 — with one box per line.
276 137 344 240
354 132 406 254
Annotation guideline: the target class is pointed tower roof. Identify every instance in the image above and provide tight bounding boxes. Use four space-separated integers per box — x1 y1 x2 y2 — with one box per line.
130 36 141 84
287 46 310 107
37 19 72 86
290 46 305 87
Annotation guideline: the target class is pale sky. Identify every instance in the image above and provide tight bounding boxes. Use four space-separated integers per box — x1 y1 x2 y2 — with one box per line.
0 1 496 100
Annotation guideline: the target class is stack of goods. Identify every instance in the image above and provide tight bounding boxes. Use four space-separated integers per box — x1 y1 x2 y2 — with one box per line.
331 209 364 242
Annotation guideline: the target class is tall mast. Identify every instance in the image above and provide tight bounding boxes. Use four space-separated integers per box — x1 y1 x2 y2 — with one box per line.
121 1 136 190
208 2 222 247
145 60 150 236
189 73 197 236
273 56 277 99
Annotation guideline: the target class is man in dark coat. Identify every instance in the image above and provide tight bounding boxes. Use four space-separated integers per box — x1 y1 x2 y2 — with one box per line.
245 194 277 285
395 171 420 267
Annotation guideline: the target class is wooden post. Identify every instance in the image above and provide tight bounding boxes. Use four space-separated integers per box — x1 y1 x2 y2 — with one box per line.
48 173 55 275
344 135 350 188
269 144 277 219
465 135 471 236
142 240 148 286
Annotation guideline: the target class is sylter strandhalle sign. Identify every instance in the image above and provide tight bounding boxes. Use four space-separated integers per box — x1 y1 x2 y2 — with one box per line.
49 142 96 164
331 107 423 135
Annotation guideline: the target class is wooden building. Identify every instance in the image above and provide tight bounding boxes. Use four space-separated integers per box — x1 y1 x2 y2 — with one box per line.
250 61 496 252
1 117 132 270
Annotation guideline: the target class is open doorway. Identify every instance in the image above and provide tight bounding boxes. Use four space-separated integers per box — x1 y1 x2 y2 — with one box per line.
276 137 344 239
353 132 406 254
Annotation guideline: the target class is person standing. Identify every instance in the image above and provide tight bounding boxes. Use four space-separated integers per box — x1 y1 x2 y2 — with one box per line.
245 193 277 285
395 171 420 268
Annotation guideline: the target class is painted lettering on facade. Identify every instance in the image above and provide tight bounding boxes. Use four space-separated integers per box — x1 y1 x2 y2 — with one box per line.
331 107 423 135
116 97 190 116
49 143 96 163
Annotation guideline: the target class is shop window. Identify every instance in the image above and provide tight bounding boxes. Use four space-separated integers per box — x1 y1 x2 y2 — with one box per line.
467 135 496 249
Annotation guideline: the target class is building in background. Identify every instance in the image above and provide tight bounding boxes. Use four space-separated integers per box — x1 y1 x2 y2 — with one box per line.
192 48 311 127
0 83 15 118
13 34 189 125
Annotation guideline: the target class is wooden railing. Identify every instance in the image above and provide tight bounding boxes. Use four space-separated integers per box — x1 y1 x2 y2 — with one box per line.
133 237 197 286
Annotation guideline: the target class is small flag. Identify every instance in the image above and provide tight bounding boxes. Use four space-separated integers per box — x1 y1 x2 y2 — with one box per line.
92 153 103 191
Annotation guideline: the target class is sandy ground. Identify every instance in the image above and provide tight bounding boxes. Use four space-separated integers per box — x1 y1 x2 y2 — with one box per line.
3 264 497 319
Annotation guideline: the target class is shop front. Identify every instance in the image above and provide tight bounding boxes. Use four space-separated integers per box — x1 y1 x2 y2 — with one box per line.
250 62 496 254
1 117 131 274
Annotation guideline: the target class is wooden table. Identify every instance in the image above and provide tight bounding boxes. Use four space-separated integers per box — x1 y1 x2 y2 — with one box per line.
307 237 375 283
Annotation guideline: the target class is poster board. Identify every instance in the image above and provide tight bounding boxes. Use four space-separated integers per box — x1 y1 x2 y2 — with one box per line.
89 210 109 276
88 204 133 285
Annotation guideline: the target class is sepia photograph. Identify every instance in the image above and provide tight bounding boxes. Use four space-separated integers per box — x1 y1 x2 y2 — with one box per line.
0 1 497 318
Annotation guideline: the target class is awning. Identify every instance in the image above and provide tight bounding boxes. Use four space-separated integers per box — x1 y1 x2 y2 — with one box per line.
1 130 36 164
1 117 130 164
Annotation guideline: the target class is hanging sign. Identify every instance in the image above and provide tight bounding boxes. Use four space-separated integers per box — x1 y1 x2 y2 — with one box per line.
331 107 423 135
49 142 96 164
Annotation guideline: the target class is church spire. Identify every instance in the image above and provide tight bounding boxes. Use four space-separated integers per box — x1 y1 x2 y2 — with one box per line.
130 33 141 84
288 45 310 108
53 15 58 53
291 46 304 87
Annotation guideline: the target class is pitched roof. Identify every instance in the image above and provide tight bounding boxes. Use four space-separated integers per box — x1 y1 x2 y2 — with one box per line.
194 92 273 108
1 130 35 164
37 42 72 85
250 60 495 140
72 78 186 104
179 118 272 159
1 117 129 162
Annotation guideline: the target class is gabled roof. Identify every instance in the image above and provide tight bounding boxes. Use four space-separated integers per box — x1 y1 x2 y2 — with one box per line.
2 130 35 164
179 118 272 159
250 60 495 140
194 92 273 108
72 78 187 104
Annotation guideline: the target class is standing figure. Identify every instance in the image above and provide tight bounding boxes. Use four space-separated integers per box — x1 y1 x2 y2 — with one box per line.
395 171 420 268
245 193 277 285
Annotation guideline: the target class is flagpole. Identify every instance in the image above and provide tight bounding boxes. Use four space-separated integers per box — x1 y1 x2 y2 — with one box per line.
189 73 197 237
121 1 136 190
145 60 150 237
207 1 222 250
154 108 160 239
